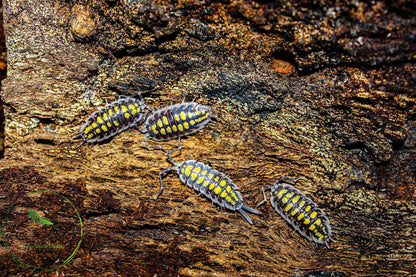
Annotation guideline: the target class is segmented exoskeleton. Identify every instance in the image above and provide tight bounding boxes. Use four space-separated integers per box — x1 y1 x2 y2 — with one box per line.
74 94 148 143
157 154 261 224
141 101 216 153
258 176 334 248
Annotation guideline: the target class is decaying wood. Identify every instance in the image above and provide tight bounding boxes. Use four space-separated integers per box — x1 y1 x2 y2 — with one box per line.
0 0 415 276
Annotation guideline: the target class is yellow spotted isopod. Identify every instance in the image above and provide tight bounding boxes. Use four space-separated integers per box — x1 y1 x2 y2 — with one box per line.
257 176 334 248
73 94 148 143
141 101 216 154
157 153 261 224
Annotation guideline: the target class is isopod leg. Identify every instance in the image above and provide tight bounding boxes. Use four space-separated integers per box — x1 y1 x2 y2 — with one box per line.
256 186 269 208
276 175 304 184
144 134 169 153
143 103 154 112
166 137 181 155
157 166 176 199
165 152 178 166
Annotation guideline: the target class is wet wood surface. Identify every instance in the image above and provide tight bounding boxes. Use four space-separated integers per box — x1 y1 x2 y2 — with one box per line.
0 0 415 276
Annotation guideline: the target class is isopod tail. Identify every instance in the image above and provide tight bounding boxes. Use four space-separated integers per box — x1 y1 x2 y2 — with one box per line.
238 209 254 225
241 204 261 215
327 237 337 249
324 238 336 249
238 205 261 225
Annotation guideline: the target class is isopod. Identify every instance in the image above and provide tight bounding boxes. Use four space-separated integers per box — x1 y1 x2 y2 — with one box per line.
157 154 261 224
74 94 147 143
258 176 334 248
140 101 216 153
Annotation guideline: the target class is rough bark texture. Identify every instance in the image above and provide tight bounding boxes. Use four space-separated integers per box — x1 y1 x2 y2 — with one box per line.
0 0 415 276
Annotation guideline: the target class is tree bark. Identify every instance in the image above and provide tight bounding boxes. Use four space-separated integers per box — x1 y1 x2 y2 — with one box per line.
1 0 415 276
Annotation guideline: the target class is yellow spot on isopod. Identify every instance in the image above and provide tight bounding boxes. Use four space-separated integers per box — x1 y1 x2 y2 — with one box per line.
197 177 204 184
180 111 186 120
209 183 215 190
215 176 220 182
190 120 195 125
232 193 239 201
113 121 119 126
220 180 227 187
162 116 169 125
92 122 97 128
291 208 299 216
160 128 166 135
315 219 322 226
88 134 93 138
103 113 108 121
114 106 120 114
157 119 163 128
95 128 101 134
153 130 159 135
309 224 316 231
172 125 177 132
129 104 136 112
282 192 294 204
214 187 221 195
183 122 189 129
97 117 103 124
305 206 312 212
208 174 214 179
178 124 183 131
292 195 300 203
124 113 130 119
310 211 317 218
277 189 287 198
152 125 157 130
121 106 128 112
109 110 114 116
220 191 227 198
166 126 172 133
226 196 232 202
303 218 310 225
298 200 306 208
284 202 293 212
201 170 207 176
297 213 305 221
191 173 197 180
101 125 108 132
226 186 231 192
174 114 180 121
193 167 201 173
185 165 193 176
107 122 112 127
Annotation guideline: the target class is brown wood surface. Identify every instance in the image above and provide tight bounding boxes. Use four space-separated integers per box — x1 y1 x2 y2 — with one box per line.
0 0 415 276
